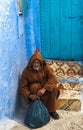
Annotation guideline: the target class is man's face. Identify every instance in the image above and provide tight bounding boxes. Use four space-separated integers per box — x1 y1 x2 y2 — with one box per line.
32 60 41 70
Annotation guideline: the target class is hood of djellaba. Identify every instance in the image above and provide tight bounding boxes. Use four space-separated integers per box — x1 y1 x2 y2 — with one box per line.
27 49 46 70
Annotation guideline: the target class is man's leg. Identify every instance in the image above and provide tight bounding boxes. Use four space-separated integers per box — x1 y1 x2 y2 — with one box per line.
40 86 60 119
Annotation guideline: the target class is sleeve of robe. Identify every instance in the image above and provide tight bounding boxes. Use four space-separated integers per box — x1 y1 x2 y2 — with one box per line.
43 64 59 93
20 68 30 100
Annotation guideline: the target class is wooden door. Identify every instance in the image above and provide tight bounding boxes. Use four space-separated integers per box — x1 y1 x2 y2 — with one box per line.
40 0 83 60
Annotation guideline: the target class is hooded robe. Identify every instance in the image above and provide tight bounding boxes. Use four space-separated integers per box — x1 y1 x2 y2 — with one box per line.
20 49 60 112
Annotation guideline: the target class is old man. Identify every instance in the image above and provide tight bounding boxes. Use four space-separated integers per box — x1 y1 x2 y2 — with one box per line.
20 49 60 119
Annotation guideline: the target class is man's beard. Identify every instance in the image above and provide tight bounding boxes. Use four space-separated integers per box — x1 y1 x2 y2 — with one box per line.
33 67 40 71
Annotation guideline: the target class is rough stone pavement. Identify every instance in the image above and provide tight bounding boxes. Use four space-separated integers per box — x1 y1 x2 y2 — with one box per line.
0 110 83 130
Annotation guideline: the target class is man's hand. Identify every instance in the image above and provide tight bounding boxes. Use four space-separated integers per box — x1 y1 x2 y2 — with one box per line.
29 94 40 100
37 88 46 97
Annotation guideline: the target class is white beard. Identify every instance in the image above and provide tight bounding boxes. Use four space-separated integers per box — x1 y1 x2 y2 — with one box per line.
33 67 40 71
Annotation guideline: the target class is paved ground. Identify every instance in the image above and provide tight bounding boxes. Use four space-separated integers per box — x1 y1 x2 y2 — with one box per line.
0 110 83 130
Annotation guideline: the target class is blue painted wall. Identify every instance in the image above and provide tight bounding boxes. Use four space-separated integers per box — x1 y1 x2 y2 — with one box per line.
0 0 27 119
0 0 41 120
23 0 41 60
14 0 41 122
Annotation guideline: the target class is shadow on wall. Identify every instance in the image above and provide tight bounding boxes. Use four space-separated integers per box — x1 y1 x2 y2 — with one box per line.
14 78 29 124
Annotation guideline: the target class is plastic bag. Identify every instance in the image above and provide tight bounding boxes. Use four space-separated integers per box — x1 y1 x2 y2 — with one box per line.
24 99 50 128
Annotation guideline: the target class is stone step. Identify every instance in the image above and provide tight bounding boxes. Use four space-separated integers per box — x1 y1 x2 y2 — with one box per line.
56 99 81 112
58 82 81 91
48 60 82 80
59 89 81 100
48 61 82 112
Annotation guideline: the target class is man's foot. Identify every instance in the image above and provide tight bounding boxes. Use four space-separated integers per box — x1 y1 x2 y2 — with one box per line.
49 111 59 120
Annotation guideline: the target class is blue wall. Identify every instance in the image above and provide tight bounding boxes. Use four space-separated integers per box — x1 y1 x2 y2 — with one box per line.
14 0 41 122
0 0 41 120
0 0 27 119
23 0 41 60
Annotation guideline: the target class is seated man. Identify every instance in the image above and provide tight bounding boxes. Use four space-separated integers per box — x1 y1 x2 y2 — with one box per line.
20 49 60 119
